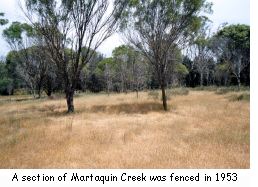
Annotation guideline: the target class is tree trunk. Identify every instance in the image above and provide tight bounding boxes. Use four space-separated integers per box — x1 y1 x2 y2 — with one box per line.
224 76 228 86
46 79 52 97
37 88 41 99
161 85 168 111
46 87 52 97
206 72 209 86
200 72 203 87
66 89 74 113
237 77 241 90
237 59 241 89
37 81 42 98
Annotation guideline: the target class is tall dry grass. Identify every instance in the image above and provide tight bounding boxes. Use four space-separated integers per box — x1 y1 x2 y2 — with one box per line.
0 90 249 168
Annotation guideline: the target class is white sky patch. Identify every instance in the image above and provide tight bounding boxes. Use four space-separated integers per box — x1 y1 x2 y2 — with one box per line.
208 0 250 32
0 0 250 58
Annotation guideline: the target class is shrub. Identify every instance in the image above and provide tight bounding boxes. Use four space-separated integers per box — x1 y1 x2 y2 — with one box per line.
0 78 13 95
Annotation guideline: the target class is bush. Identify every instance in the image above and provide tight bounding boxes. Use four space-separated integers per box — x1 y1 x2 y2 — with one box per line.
0 78 13 95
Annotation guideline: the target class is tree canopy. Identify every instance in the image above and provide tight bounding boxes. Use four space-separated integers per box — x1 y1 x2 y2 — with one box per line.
0 12 8 26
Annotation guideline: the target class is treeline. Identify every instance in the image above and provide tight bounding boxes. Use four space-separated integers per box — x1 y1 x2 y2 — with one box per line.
0 0 250 112
0 24 250 96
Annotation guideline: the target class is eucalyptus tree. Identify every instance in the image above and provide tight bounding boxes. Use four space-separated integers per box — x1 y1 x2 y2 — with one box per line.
190 25 213 87
23 0 124 112
95 57 115 95
3 22 51 98
112 45 131 92
0 59 13 95
119 0 212 110
112 45 148 96
173 63 189 86
213 24 250 88
131 54 148 98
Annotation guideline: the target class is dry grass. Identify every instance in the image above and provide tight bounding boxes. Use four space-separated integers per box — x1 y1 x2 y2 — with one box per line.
0 90 249 168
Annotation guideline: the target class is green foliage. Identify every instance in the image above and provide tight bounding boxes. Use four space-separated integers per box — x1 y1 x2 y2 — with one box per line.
0 78 13 95
214 24 250 65
3 22 35 42
217 24 250 50
0 12 8 26
119 0 212 33
175 63 189 76
217 62 230 71
5 51 22 86
112 45 136 61
0 62 8 79
0 61 13 95
95 57 115 75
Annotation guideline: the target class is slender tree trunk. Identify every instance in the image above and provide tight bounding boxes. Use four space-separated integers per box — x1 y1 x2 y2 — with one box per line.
161 85 168 111
46 78 52 97
32 87 36 98
237 59 241 89
37 81 43 98
237 77 241 89
107 81 110 96
37 88 41 99
237 57 242 89
206 72 209 86
46 86 52 97
66 88 74 113
32 90 36 98
224 75 227 86
200 72 203 87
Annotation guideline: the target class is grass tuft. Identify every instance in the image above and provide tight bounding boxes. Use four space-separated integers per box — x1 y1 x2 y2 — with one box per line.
228 93 250 102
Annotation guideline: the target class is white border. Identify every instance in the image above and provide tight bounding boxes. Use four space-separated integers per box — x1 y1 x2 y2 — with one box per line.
0 0 255 187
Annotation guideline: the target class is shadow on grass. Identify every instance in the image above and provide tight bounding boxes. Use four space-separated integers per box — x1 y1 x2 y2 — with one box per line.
90 102 165 114
32 102 168 116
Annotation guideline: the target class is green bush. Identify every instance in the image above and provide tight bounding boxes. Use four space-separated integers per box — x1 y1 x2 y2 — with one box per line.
0 78 13 95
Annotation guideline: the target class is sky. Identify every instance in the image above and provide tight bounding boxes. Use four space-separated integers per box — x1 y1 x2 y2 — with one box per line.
0 0 250 58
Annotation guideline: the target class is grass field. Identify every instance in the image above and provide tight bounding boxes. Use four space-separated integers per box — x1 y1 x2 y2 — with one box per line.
0 89 249 168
